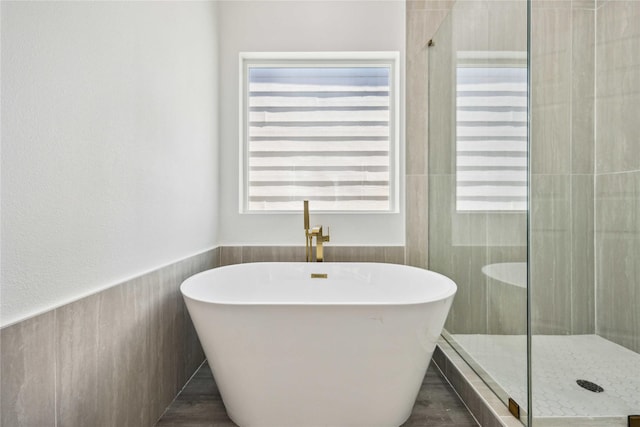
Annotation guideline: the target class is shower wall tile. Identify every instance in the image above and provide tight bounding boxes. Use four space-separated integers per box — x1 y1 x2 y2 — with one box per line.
595 171 640 353
407 9 453 176
530 174 572 334
427 174 453 273
453 4 489 53
426 21 454 176
485 214 527 247
596 94 640 174
0 312 56 427
406 2 455 274
488 1 527 52
486 246 527 335
595 0 640 174
0 248 218 427
573 0 596 10
447 245 489 334
407 175 428 268
571 8 595 174
571 174 595 334
487 278 527 335
531 0 572 9
407 0 456 11
406 57 427 176
531 6 572 175
531 104 571 175
571 96 595 174
407 10 452 144
426 173 522 335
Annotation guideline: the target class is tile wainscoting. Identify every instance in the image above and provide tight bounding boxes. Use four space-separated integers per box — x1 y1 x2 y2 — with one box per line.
1 245 405 427
1 248 220 427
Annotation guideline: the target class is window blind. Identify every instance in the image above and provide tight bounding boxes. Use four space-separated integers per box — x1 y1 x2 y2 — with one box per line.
456 53 528 211
246 66 392 211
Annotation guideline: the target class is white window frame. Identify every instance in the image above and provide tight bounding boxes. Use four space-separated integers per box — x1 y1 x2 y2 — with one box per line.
238 51 400 214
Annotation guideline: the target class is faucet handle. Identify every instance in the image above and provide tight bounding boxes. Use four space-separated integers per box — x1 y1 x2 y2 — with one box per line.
324 226 330 242
303 200 309 230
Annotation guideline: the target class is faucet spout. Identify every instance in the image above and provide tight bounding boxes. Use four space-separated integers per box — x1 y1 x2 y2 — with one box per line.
304 200 312 262
303 200 330 262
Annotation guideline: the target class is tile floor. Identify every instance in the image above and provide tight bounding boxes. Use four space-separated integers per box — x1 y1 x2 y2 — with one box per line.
155 361 479 427
453 334 640 423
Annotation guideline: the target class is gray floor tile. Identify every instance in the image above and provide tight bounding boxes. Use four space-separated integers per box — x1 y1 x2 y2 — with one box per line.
156 363 478 426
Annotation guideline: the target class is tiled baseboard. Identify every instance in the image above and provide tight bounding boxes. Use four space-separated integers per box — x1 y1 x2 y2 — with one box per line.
433 339 525 427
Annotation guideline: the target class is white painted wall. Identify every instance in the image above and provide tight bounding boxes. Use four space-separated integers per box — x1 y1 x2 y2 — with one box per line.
217 0 406 246
0 1 219 327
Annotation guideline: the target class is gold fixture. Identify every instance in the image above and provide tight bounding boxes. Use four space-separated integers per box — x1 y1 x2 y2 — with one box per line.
311 273 328 279
508 398 520 419
303 200 330 262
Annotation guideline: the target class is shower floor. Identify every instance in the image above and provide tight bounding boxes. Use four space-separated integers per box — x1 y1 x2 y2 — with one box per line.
451 334 640 425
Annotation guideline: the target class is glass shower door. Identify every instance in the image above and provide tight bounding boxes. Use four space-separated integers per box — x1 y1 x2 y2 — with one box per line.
427 0 530 423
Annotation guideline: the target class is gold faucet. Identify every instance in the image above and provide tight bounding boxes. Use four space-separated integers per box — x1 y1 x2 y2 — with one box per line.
303 200 330 262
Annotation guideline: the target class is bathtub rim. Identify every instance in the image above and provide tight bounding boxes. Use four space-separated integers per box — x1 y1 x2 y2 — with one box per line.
180 261 457 307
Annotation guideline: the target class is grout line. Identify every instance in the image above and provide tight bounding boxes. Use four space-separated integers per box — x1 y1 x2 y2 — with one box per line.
53 309 58 427
153 359 209 426
595 169 640 176
592 3 598 337
570 0 575 334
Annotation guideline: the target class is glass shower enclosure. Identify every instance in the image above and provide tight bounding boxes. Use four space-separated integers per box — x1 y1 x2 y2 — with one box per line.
427 0 639 425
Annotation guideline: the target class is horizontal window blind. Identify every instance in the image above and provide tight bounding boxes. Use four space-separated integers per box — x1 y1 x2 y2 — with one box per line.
456 55 528 211
246 66 391 211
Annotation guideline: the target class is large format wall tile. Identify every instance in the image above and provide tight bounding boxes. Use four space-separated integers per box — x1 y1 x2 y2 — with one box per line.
571 174 595 333
55 294 100 426
426 13 454 176
572 8 595 174
221 245 406 265
531 6 572 175
95 281 151 427
593 0 640 353
406 175 428 268
530 175 572 334
0 248 219 427
595 0 640 174
486 246 527 335
242 246 305 263
0 312 56 427
427 174 454 278
596 171 640 353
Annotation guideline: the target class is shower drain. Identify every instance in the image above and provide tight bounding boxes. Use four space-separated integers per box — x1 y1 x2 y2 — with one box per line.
576 379 604 393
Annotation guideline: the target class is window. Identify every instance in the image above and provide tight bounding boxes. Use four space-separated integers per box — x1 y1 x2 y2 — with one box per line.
240 52 399 213
456 52 527 212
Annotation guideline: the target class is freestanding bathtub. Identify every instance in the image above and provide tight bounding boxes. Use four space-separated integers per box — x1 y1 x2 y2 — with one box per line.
181 262 457 427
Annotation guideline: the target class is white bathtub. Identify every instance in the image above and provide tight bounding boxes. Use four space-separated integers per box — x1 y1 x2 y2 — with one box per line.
181 262 457 427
